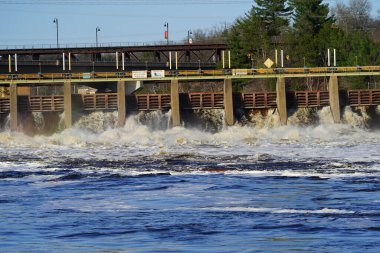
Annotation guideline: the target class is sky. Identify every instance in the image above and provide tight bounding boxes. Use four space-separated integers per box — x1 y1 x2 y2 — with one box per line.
0 0 379 47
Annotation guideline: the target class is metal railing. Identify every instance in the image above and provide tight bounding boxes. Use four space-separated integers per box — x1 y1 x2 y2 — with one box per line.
0 40 225 50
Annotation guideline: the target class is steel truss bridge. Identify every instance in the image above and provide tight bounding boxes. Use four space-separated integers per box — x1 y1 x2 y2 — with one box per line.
0 43 227 74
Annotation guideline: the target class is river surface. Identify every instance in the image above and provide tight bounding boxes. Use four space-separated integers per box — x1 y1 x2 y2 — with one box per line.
1 110 380 252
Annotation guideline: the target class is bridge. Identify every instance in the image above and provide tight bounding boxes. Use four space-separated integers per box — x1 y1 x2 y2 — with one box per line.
0 66 379 132
0 42 227 74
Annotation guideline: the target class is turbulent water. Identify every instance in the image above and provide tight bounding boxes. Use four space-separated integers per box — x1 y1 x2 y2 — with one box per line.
1 106 380 252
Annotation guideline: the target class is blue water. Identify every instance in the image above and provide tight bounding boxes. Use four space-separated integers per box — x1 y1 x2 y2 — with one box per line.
1 122 380 252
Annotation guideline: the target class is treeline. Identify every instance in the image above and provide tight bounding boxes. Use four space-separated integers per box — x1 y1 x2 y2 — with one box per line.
194 0 380 89
226 0 379 69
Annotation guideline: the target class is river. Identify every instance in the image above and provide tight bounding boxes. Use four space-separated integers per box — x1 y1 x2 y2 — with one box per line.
1 107 380 252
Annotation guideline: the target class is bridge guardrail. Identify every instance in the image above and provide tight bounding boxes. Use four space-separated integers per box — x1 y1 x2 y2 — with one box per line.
0 40 226 50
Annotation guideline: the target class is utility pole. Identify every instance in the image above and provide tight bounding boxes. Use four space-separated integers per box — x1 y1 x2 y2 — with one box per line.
53 18 59 48
164 22 169 45
188 30 192 45
96 26 101 47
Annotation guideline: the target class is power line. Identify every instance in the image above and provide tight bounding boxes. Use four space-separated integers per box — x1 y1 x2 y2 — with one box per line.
0 0 378 4
0 0 254 5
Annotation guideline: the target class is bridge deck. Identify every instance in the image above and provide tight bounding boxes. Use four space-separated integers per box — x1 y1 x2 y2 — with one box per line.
1 67 380 84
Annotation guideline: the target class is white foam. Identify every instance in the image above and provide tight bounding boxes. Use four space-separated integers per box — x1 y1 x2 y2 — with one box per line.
342 106 370 128
223 167 380 179
74 111 118 133
42 198 136 212
204 207 355 214
0 108 378 166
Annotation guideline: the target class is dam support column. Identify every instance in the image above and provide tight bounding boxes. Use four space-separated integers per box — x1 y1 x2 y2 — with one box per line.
10 83 18 131
117 81 126 127
64 82 72 128
224 78 234 126
276 77 287 125
170 79 180 127
329 76 340 124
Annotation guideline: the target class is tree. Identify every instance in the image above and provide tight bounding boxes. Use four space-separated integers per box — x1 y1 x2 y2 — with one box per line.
329 0 379 67
227 0 291 68
333 0 372 32
288 0 334 67
254 0 292 37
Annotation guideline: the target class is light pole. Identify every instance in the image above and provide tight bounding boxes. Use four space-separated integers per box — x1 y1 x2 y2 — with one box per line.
53 18 59 48
164 22 169 45
96 26 101 47
188 30 192 45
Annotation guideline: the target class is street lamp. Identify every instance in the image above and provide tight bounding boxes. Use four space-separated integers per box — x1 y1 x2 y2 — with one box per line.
96 26 101 47
188 30 193 45
53 18 59 48
164 22 169 45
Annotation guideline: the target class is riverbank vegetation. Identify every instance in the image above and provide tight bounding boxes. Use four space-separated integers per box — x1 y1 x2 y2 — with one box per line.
194 0 380 90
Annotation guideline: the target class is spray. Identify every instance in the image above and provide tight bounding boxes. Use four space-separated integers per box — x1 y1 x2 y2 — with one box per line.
342 106 370 128
74 111 118 133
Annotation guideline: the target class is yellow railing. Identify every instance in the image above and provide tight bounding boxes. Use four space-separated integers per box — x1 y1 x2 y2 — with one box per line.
1 66 380 83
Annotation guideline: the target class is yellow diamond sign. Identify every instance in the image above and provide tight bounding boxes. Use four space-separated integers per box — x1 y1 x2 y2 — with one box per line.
264 58 274 68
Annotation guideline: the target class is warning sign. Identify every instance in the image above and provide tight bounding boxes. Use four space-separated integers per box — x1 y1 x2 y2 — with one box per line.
264 58 274 68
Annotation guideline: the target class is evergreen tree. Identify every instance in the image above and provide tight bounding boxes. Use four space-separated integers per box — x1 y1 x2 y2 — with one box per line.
291 0 333 34
255 0 292 36
227 0 291 68
289 0 334 67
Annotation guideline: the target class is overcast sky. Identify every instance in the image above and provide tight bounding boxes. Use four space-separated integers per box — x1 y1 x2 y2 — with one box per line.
0 0 379 47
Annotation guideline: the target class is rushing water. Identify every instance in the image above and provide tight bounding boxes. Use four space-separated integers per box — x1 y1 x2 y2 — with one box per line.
1 107 380 252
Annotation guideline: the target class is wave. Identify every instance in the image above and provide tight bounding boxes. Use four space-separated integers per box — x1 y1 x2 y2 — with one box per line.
0 116 379 148
0 107 378 163
2 122 376 147
202 207 355 214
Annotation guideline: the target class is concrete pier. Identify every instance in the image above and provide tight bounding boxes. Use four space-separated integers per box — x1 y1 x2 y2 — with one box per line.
64 82 72 128
170 79 180 127
276 77 287 125
224 78 234 126
117 81 126 127
10 83 18 131
329 76 341 124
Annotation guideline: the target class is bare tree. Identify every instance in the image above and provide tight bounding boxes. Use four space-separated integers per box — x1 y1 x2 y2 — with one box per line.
333 0 372 31
185 24 227 44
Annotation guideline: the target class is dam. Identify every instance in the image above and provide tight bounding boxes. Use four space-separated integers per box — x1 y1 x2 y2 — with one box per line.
0 66 379 133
